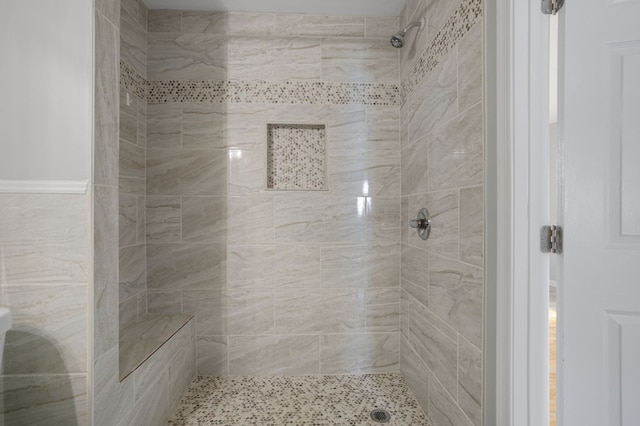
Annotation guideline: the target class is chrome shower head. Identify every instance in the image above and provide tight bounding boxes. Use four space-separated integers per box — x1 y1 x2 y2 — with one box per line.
390 17 425 48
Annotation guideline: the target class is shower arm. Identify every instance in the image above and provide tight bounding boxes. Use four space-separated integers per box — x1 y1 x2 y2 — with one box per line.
401 18 425 35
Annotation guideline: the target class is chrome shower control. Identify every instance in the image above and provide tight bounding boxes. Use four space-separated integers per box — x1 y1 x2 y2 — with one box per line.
409 208 431 240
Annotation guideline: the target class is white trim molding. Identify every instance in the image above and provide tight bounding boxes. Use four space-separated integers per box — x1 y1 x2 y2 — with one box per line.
0 180 89 194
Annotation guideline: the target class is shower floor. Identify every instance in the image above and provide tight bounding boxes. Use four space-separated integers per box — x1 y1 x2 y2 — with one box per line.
168 373 430 425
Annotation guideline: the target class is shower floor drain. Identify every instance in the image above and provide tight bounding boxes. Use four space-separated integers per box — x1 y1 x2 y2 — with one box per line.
370 409 391 423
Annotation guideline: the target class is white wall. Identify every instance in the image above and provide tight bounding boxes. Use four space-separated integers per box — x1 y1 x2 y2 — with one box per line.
0 0 93 181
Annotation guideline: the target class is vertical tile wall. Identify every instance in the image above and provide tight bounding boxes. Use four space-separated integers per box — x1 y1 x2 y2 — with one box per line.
144 10 403 376
119 0 148 330
0 194 89 424
399 0 484 426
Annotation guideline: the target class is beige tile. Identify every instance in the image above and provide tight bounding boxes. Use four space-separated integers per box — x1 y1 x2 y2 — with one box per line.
322 38 399 83
121 0 138 22
229 36 321 82
365 196 401 242
428 102 483 191
137 101 147 148
458 335 483 426
227 196 274 243
228 148 265 195
120 295 138 328
121 5 146 77
227 289 275 335
182 289 228 336
120 86 137 117
95 13 119 187
148 9 181 33
147 290 182 314
275 288 365 334
429 372 473 426
120 111 137 145
182 196 227 243
406 49 457 143
365 288 400 332
183 103 228 149
147 103 182 149
401 289 410 340
119 193 138 247
227 12 277 36
402 137 429 196
275 15 364 37
120 176 146 196
96 0 120 26
320 333 399 374
197 336 228 376
401 335 430 413
1 285 87 375
168 338 196 412
426 0 462 46
365 106 401 150
94 348 134 426
119 244 146 301
328 149 400 196
409 299 458 398
148 33 227 81
226 104 273 149
182 11 227 34
320 243 400 288
0 375 88 425
120 140 145 179
401 243 429 306
401 196 410 243
458 23 483 113
429 254 483 348
409 191 459 258
147 243 226 291
228 335 320 375
147 148 227 196
365 16 400 39
137 0 148 31
400 0 429 80
145 196 182 242
137 196 146 244
460 186 484 267
119 373 169 426
0 194 88 284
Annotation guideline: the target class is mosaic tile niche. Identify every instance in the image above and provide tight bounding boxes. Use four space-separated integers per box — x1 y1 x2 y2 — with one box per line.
267 124 327 191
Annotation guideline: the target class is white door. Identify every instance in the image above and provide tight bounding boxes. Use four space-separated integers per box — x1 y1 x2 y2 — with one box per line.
559 0 640 424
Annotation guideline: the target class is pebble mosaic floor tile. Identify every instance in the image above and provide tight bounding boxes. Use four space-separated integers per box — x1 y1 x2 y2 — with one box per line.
168 373 430 425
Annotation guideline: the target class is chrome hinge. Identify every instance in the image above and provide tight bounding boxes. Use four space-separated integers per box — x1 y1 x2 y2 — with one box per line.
542 0 564 15
540 225 563 254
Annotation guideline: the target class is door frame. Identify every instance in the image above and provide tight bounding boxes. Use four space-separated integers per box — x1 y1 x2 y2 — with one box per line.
484 0 552 424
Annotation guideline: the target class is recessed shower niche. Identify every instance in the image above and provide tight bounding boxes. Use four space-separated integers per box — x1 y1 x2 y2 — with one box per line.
266 123 327 191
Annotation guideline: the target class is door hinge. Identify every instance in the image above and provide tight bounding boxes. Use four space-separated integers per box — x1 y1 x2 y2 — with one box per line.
541 225 563 254
542 0 564 15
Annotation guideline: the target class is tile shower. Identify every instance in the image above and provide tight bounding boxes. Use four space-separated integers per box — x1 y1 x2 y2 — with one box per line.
0 0 484 424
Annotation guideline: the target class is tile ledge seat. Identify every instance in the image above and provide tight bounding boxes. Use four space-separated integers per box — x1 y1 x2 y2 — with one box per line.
119 313 194 381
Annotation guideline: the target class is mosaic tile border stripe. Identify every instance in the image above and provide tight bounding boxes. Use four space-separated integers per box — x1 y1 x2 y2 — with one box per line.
401 0 483 101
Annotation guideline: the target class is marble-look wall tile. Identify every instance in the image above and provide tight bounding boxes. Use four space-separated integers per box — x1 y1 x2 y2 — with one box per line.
328 149 400 196
0 375 88 425
148 33 227 81
365 288 400 332
401 243 429 306
137 0 148 31
227 196 274 243
275 15 364 37
401 196 410 244
120 141 145 179
426 0 463 46
228 148 265 195
365 17 400 39
120 176 145 196
182 289 227 336
168 337 197 411
137 95 147 148
274 288 365 334
458 23 483 113
182 196 227 243
320 333 399 374
119 244 146 300
1 285 87 375
120 111 137 145
147 290 182 314
400 290 410 340
0 194 88 285
226 12 277 36
428 254 483 349
409 191 459 258
406 49 457 143
409 299 458 398
147 149 227 196
145 196 182 242
121 0 138 22
428 103 483 191
183 103 228 149
119 373 169 426
119 193 138 247
429 373 473 426
147 243 226 290
95 12 119 187
182 11 227 34
148 9 181 33
400 0 429 80
96 0 120 27
94 347 134 426
228 335 320 375
147 103 182 149
401 335 430 413
197 336 228 376
229 36 321 82
121 4 146 77
458 335 483 426
365 106 401 150
402 136 429 196
228 243 320 288
320 243 399 288
460 186 484 266
365 196 401 242
321 38 398 83
137 196 146 243
120 295 139 328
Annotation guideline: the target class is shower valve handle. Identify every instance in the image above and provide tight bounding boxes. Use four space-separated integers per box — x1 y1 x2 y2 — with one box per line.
409 208 431 241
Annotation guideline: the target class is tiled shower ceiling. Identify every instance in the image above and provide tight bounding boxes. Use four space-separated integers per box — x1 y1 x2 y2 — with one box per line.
143 0 407 16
